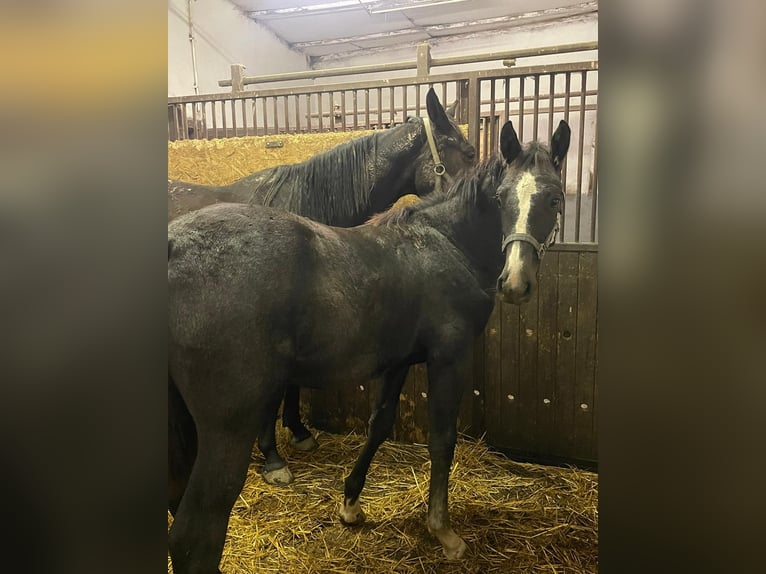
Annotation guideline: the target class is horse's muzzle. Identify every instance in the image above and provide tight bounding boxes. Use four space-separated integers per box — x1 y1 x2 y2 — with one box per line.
497 269 537 305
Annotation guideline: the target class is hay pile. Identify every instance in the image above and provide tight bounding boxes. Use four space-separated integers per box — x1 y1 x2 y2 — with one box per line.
168 428 598 573
168 131 374 186
167 125 470 187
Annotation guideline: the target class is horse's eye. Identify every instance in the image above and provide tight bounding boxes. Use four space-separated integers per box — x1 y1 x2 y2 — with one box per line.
551 197 562 209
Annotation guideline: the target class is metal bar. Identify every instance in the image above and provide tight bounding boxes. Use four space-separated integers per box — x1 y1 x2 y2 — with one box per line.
241 99 248 136
295 95 301 132
389 87 395 126
441 81 447 109
352 90 358 130
533 74 540 142
273 96 280 133
467 77 481 161
504 78 510 125
170 61 598 104
251 99 257 136
574 71 587 242
280 95 287 132
211 101 217 137
191 103 198 139
318 92 324 131
262 98 268 135
559 72 572 242
590 110 599 242
230 100 237 137
402 86 408 121
415 85 421 118
221 101 227 138
489 80 496 155
201 102 208 139
548 74 555 141
218 42 598 87
518 77 525 142
365 90 371 129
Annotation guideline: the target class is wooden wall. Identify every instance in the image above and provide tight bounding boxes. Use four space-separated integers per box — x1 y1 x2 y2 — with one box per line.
306 244 598 467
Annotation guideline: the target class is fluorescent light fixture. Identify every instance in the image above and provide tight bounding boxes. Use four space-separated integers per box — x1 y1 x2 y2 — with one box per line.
368 0 470 15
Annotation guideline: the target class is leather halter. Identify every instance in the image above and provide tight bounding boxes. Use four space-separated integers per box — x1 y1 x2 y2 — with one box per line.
501 216 560 260
422 117 454 194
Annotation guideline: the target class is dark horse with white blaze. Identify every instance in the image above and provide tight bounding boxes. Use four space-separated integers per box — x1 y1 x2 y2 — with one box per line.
168 119 570 573
168 88 476 486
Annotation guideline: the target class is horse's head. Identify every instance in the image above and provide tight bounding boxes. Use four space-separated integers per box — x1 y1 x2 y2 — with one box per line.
496 119 571 305
413 88 476 195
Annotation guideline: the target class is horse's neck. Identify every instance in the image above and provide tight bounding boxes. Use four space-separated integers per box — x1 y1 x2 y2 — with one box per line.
425 199 504 285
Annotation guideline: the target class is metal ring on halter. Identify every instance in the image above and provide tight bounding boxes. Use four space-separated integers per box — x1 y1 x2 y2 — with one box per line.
433 163 446 176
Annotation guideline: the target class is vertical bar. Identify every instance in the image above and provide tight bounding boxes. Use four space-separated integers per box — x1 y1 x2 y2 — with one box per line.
548 74 555 141
376 87 382 127
489 79 497 154
467 77 481 162
191 103 198 139
283 95 290 133
318 92 324 131
251 99 258 136
575 71 587 242
340 91 347 131
230 100 237 137
201 102 208 139
180 103 189 139
518 77 525 143
415 86 421 118
365 90 371 129
440 81 447 108
352 90 358 130
533 74 540 142
296 95 302 132
241 99 249 136
221 100 227 138
590 107 599 242
261 97 269 135
273 96 280 134
503 77 510 125
402 85 408 122
329 92 336 131
212 101 218 138
560 72 571 242
389 87 395 126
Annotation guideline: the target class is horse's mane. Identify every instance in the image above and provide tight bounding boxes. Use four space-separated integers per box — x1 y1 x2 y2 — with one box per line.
245 122 421 224
367 155 508 227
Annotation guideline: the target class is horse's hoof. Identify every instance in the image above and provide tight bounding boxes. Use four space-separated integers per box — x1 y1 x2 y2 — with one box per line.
291 435 319 451
339 500 365 525
262 465 294 486
442 537 467 560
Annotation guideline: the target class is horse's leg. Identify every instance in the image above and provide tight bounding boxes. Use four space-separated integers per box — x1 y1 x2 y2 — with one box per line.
425 355 468 559
258 393 294 486
168 423 258 574
282 384 318 451
339 365 409 525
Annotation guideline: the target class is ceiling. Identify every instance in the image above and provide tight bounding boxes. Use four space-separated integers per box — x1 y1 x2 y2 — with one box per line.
228 0 598 65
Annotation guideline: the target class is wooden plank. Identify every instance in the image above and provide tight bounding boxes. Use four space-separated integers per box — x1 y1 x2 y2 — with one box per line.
517 275 540 452
499 294 521 447
553 251 579 457
535 251 560 456
573 252 597 459
483 303 502 442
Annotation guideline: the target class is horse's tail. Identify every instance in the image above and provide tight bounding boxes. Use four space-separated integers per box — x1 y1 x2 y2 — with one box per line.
168 372 197 515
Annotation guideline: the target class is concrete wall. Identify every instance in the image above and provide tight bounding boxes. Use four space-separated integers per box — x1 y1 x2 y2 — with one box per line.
168 0 308 97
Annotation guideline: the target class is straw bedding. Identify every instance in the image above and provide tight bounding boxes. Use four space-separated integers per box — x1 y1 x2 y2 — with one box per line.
168 426 597 574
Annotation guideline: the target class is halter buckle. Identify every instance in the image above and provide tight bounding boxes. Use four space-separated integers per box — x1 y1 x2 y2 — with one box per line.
433 163 446 176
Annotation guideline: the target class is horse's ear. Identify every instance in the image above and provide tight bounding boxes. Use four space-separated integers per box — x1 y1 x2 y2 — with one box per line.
550 120 571 171
445 100 459 119
500 121 522 165
426 88 452 133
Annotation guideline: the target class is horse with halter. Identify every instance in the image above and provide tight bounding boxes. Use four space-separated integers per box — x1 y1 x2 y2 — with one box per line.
168 119 570 573
168 88 476 487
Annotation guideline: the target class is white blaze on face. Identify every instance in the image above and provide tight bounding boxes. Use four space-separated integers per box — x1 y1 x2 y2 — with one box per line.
502 172 538 281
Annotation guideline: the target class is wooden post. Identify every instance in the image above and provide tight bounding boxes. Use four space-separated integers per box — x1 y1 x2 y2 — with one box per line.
230 64 246 93
416 42 431 78
457 79 470 124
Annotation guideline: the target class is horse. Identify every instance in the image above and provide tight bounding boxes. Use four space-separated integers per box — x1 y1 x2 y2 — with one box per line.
167 118 570 573
168 88 476 487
